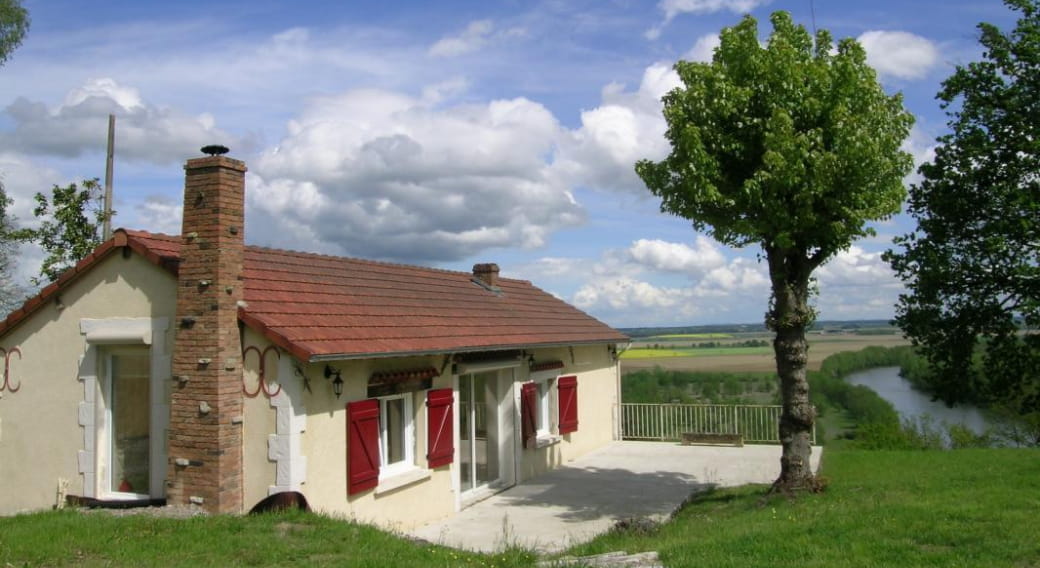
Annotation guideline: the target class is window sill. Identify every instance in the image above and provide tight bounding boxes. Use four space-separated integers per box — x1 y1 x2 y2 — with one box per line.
375 468 430 495
535 435 562 449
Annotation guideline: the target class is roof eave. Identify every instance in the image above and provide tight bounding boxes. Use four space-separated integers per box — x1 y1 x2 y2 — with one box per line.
305 337 629 363
0 232 128 338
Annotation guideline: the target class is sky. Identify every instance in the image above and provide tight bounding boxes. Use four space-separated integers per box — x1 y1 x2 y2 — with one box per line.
0 0 1018 328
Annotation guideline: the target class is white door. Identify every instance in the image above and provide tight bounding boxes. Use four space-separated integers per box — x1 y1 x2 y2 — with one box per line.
100 347 151 498
458 369 516 503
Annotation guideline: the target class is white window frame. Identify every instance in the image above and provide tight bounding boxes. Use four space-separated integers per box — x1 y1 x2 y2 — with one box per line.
378 393 416 479
529 371 561 448
536 380 552 437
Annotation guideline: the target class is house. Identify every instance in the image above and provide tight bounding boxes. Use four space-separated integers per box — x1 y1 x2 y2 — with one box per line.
0 152 628 529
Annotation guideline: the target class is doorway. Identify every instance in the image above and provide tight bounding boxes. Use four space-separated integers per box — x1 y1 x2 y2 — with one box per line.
100 347 151 498
458 369 515 502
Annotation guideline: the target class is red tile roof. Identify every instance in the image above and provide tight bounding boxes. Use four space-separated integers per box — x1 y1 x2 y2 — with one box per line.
0 229 626 362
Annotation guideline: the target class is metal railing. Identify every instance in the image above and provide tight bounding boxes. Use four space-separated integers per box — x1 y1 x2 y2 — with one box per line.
619 403 815 444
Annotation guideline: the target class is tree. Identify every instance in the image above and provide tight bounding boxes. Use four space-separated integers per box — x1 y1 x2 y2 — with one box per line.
886 0 1040 425
0 182 25 313
12 178 111 285
636 12 913 491
0 0 29 66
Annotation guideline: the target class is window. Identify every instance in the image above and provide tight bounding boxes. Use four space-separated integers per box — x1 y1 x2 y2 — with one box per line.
379 394 415 478
522 374 579 449
536 380 552 436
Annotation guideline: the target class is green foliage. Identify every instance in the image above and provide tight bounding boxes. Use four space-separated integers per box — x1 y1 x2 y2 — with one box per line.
0 0 28 66
622 366 777 405
11 178 111 285
886 0 1040 420
637 11 912 254
0 182 24 314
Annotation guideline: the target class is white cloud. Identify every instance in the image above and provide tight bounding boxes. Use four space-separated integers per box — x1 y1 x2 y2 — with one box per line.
901 124 938 186
565 239 905 325
428 20 495 57
574 276 686 311
0 152 63 222
858 30 940 80
816 246 897 288
684 34 721 62
813 246 903 319
554 63 679 192
661 0 767 20
248 87 584 262
628 237 726 275
1 78 245 165
131 197 183 235
648 0 769 39
566 238 770 325
695 258 769 296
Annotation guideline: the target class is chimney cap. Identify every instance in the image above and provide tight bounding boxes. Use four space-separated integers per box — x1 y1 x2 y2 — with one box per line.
201 144 230 156
472 263 501 293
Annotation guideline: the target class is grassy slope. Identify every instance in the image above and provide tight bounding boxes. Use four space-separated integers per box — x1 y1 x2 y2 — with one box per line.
1 450 1036 567
0 510 534 567
566 448 1040 567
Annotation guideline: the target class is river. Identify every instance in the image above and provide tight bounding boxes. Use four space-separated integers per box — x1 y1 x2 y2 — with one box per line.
844 366 992 435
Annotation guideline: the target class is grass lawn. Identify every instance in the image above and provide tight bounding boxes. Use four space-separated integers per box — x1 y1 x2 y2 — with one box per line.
0 510 534 567
1 449 1036 567
565 448 1040 567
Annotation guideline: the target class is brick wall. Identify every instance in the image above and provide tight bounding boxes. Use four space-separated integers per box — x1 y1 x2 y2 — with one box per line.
166 155 246 513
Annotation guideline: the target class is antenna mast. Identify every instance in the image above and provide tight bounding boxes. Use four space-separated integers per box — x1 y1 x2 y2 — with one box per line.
103 114 115 239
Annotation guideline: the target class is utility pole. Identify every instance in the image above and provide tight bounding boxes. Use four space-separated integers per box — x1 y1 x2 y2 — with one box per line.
103 114 115 240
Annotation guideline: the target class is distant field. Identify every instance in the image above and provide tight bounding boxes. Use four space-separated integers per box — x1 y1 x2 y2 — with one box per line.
621 346 772 359
651 332 733 339
622 334 911 373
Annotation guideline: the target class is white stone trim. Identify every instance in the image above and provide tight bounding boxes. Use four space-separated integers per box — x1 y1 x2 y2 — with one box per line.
77 317 169 499
267 354 307 495
80 318 154 345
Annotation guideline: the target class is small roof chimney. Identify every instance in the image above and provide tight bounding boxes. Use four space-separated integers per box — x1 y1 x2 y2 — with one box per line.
472 263 500 292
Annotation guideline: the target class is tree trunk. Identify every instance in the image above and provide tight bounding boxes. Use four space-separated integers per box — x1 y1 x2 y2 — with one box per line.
766 247 818 493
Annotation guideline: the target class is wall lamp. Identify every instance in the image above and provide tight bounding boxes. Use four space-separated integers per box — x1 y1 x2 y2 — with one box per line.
324 364 344 398
608 345 619 362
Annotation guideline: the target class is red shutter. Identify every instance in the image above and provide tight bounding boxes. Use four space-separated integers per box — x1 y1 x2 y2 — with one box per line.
426 388 454 468
347 399 380 495
521 382 537 449
558 375 578 434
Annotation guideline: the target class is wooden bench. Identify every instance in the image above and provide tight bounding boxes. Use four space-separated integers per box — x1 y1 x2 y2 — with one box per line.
680 432 744 447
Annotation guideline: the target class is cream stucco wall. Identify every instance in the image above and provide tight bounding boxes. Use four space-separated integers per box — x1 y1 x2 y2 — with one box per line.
0 253 176 515
288 346 620 531
518 345 620 482
241 327 279 510
298 354 457 531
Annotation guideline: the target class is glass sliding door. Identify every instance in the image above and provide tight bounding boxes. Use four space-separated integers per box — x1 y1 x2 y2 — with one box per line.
107 348 151 496
459 371 500 494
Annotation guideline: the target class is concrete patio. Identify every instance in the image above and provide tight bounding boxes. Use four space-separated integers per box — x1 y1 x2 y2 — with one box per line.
408 441 823 553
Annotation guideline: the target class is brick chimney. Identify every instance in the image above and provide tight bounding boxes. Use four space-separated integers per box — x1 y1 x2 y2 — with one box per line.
472 263 500 290
166 152 246 514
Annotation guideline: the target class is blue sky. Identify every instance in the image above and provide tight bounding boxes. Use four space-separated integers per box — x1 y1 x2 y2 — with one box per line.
0 0 1017 327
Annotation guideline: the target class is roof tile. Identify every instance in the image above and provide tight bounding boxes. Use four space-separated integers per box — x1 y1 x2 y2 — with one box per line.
125 230 627 361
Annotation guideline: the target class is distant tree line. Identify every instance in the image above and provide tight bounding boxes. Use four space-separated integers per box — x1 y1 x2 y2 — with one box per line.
689 339 770 349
